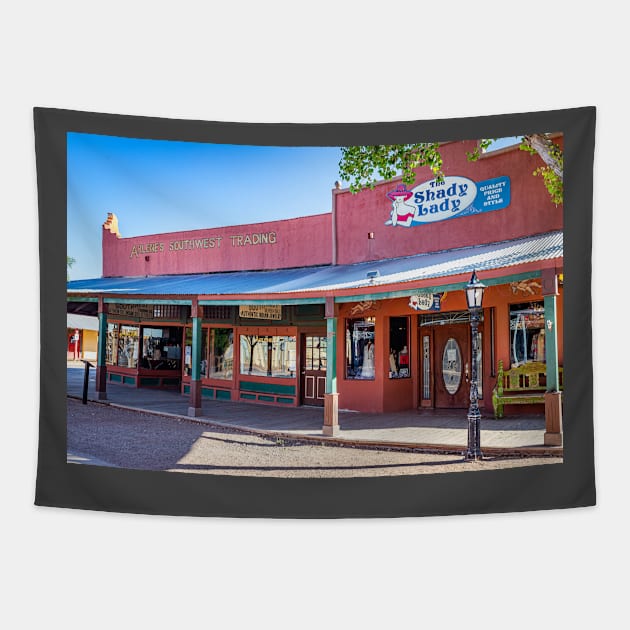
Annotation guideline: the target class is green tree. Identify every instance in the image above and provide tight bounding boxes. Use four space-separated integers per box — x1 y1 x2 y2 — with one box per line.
338 134 563 205
67 256 76 280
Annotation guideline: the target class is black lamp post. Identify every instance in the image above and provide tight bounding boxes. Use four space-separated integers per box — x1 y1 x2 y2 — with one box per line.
465 270 486 461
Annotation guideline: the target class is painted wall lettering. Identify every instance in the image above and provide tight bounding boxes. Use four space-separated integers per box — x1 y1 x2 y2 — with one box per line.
169 237 223 251
104 212 329 277
129 242 165 258
230 232 277 246
128 231 278 258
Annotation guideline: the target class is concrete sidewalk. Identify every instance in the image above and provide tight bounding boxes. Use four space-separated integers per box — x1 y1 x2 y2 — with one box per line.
67 366 560 455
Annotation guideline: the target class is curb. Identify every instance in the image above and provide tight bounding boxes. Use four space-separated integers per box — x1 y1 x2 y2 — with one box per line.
67 395 563 459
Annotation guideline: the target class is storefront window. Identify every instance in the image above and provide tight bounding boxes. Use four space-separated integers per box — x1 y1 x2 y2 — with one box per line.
239 335 296 378
388 316 410 378
184 327 209 377
141 326 182 370
106 323 119 365
209 329 234 379
143 327 166 369
345 318 375 380
117 325 139 368
184 328 192 376
509 302 545 366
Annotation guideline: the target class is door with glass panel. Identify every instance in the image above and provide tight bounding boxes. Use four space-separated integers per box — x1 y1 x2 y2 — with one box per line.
434 324 470 408
301 334 327 406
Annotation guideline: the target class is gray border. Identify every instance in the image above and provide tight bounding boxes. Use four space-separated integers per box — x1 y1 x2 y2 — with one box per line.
34 107 595 517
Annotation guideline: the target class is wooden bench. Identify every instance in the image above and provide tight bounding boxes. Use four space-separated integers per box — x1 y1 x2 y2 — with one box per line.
492 360 563 418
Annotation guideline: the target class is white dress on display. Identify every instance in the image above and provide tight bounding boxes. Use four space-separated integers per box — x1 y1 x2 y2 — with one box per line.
361 341 375 378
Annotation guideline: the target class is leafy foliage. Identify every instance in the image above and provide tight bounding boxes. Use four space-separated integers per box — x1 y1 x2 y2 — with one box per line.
67 256 76 281
466 139 494 161
531 164 563 205
339 134 563 204
339 143 444 193
519 136 563 205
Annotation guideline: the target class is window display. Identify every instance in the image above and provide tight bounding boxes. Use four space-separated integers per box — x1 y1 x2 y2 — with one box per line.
240 335 296 378
346 318 375 380
388 316 410 378
117 325 139 368
509 302 545 366
105 323 119 365
209 329 234 379
141 326 183 370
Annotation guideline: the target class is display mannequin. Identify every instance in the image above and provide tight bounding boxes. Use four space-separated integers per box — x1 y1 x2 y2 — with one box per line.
389 349 398 376
361 340 375 378
398 345 409 376
536 328 545 361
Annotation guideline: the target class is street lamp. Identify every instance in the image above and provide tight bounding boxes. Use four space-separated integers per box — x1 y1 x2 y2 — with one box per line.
465 270 486 461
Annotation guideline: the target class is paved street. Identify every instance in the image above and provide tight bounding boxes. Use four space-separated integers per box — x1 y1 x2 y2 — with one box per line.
67 398 561 477
67 365 560 454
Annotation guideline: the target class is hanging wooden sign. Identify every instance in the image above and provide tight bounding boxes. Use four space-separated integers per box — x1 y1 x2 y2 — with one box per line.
239 305 282 320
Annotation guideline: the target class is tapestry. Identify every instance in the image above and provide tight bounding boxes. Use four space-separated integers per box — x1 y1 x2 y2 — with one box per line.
34 107 596 517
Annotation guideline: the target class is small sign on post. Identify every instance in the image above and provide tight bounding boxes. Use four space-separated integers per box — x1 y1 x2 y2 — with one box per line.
81 360 95 405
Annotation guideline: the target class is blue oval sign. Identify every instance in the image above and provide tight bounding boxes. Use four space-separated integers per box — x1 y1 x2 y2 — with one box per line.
385 175 510 227
411 176 477 223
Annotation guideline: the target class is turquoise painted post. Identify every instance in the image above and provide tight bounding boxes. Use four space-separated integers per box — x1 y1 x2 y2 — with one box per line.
326 315 337 394
323 297 340 436
97 312 107 368
191 316 202 381
542 270 563 446
544 294 559 392
188 314 203 416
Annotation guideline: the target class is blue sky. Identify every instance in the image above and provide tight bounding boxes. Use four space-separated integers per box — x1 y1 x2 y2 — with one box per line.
485 136 522 151
67 133 345 279
67 134 520 280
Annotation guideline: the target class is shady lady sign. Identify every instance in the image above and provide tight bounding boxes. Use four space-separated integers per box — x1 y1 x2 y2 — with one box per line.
386 176 510 227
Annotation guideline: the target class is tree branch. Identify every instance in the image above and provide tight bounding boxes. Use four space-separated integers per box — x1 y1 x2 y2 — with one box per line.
523 134 563 181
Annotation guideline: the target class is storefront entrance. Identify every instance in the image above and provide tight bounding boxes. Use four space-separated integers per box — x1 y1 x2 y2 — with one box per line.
433 323 470 409
301 334 327 406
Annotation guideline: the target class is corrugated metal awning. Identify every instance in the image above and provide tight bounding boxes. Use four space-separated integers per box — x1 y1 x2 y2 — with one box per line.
67 231 562 298
67 313 99 330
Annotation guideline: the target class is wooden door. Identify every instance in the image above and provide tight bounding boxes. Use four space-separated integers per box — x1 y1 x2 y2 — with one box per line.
301 334 327 406
434 323 470 408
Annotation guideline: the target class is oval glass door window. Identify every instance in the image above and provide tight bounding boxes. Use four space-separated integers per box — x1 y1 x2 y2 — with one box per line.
442 338 462 394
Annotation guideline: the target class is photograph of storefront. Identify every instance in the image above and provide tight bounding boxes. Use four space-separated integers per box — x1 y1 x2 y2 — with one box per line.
67 133 563 447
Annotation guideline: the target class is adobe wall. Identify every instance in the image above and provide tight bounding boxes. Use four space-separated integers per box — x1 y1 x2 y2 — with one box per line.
333 139 563 265
336 281 563 415
102 212 332 277
101 138 563 277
